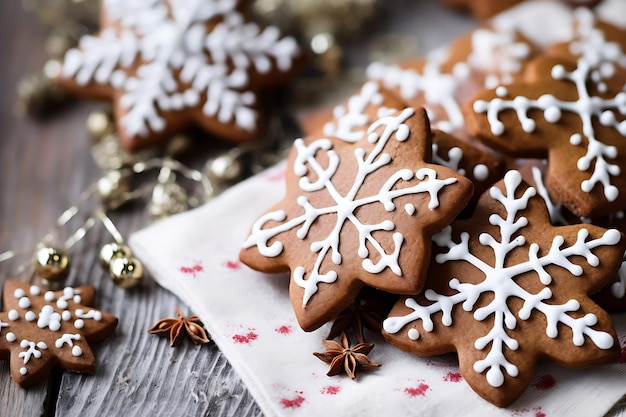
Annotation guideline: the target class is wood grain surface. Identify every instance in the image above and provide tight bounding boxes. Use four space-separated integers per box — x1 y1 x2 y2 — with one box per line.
0 2 263 416
1 1 624 417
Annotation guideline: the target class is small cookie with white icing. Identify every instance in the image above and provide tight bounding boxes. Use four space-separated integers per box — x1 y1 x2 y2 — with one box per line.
240 108 473 331
56 0 303 151
0 280 118 387
383 170 624 407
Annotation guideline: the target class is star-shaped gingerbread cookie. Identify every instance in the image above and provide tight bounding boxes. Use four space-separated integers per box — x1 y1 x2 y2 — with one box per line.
240 107 474 331
383 170 624 407
0 280 118 387
56 0 302 151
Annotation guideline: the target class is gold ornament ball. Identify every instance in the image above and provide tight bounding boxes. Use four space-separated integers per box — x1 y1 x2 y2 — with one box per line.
99 242 132 269
35 247 70 281
87 111 113 142
109 257 143 289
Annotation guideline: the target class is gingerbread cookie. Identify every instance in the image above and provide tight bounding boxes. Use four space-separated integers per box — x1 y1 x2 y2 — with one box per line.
240 108 473 331
382 170 624 407
57 0 302 151
0 280 118 387
466 46 626 217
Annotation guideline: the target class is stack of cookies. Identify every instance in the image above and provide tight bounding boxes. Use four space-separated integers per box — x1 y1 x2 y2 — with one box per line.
240 3 626 407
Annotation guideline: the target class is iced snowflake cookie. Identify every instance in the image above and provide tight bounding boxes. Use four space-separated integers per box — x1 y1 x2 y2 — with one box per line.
466 50 626 217
240 108 474 331
382 170 624 407
56 0 302 151
0 280 118 387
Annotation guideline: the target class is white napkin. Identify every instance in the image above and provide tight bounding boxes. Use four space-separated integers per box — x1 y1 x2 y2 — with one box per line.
130 163 626 417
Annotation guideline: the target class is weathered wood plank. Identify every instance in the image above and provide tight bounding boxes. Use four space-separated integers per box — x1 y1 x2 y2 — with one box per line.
0 3 62 417
0 3 261 416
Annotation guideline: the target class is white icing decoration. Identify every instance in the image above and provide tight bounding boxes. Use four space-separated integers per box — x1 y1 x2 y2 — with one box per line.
405 204 416 216
37 305 62 331
367 59 468 133
530 165 569 226
20 367 27 376
596 0 626 30
473 50 626 201
467 28 530 89
57 287 79 309
491 1 574 48
13 289 25 299
72 346 83 357
244 108 458 305
568 9 626 94
18 297 31 309
432 143 490 183
75 309 103 321
323 82 387 143
496 86 508 97
61 0 298 137
408 328 419 340
29 285 41 296
74 319 85 329
25 312 36 322
612 256 626 299
62 310 72 321
8 310 19 321
473 164 489 182
55 333 81 352
383 170 619 388
6 332 16 343
18 340 48 365
44 291 55 302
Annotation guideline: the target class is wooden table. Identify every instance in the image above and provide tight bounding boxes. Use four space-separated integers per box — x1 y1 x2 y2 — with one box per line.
1 1 623 416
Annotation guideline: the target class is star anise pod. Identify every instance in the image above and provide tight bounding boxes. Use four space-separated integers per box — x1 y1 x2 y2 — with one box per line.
327 294 391 343
148 307 210 347
313 332 381 380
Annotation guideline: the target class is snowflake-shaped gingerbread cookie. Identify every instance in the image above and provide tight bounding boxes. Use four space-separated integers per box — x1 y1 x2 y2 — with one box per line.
57 0 301 151
0 280 117 387
240 108 474 331
383 170 624 407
